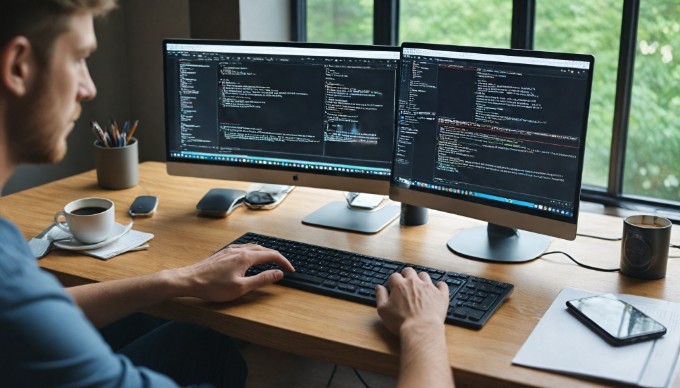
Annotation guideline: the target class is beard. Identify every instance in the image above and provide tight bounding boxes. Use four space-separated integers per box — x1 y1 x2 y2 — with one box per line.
6 74 77 165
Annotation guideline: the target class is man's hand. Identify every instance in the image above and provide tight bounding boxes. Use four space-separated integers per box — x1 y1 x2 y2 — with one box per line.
375 267 449 335
176 243 295 302
68 244 294 328
375 268 454 388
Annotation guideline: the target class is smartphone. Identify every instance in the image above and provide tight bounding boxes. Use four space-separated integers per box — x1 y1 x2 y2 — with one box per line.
345 192 386 209
128 195 158 217
566 294 666 346
244 184 294 210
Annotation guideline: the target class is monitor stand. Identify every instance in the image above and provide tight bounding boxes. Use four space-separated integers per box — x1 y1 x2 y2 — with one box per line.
447 223 551 263
302 200 400 234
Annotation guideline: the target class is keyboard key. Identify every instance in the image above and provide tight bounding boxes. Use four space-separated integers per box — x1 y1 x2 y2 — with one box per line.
468 309 485 321
480 294 499 311
339 284 357 293
452 307 470 318
358 288 373 296
285 272 324 285
322 281 338 288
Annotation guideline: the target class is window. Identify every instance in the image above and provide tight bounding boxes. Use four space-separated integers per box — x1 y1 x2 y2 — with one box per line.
399 0 511 47
294 0 680 212
306 0 372 44
535 0 622 188
625 1 680 202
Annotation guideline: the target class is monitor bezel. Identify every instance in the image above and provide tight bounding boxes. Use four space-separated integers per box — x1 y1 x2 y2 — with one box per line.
390 42 595 240
163 39 401 195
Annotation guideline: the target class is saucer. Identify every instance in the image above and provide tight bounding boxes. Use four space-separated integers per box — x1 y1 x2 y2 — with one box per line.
54 222 133 251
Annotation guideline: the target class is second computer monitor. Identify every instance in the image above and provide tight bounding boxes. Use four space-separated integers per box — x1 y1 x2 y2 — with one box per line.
391 43 594 262
164 40 401 232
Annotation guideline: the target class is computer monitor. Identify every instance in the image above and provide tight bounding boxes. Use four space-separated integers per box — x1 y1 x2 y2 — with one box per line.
163 40 401 233
391 43 594 262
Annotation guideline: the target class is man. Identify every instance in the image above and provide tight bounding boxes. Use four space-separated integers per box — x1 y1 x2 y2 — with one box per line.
0 1 453 386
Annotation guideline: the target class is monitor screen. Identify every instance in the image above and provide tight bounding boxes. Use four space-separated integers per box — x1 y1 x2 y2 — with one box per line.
391 43 594 262
163 40 401 232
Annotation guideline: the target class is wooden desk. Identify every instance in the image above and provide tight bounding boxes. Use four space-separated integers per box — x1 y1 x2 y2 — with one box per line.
3 162 679 387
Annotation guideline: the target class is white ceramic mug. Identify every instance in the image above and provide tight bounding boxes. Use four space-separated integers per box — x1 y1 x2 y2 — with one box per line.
54 197 115 244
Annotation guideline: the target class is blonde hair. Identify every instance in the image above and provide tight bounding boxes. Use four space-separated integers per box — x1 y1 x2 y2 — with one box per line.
0 0 118 63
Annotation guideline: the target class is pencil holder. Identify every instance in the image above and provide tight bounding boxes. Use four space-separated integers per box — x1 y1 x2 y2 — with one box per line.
94 138 139 189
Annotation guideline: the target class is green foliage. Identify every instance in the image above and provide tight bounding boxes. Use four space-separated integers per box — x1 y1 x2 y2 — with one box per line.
307 0 680 203
307 0 373 44
399 0 511 47
535 0 621 188
625 1 680 202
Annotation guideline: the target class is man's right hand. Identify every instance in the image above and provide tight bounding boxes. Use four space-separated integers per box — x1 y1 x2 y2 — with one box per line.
375 268 454 388
375 267 449 335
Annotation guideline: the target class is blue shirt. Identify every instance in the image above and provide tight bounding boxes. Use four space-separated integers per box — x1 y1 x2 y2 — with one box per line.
0 217 177 387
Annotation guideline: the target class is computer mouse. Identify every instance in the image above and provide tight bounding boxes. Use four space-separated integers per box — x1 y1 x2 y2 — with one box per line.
196 188 246 217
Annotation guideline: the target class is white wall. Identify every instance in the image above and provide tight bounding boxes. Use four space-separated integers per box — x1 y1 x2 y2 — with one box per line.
240 0 290 41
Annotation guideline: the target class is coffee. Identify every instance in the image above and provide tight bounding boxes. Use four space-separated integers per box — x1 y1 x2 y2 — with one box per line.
55 197 115 244
72 206 107 216
629 222 664 228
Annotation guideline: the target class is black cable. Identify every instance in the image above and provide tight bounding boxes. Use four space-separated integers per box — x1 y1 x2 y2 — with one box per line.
325 364 338 388
577 233 622 241
353 368 371 388
540 251 620 272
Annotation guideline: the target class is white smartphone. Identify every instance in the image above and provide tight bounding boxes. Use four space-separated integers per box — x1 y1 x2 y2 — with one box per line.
345 192 385 209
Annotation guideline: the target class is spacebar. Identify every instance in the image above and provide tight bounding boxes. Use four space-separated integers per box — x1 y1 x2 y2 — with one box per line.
284 272 324 285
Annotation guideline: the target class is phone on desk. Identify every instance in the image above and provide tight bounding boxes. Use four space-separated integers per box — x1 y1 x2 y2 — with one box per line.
566 294 667 346
129 195 158 217
244 184 294 210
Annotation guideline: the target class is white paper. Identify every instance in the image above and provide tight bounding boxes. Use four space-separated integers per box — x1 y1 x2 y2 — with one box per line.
513 287 680 387
48 226 153 260
82 229 154 260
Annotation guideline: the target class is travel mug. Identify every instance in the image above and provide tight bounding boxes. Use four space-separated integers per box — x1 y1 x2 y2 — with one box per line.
620 215 672 280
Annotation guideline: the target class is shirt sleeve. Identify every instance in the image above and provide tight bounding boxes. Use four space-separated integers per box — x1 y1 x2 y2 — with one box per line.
0 219 178 387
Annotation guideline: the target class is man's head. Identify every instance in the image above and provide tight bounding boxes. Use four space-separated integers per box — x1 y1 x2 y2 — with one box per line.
0 0 117 166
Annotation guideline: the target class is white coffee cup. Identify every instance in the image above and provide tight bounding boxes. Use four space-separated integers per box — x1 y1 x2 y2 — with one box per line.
54 197 115 244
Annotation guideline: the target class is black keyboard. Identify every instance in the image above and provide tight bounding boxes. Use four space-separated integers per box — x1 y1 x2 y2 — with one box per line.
235 232 513 329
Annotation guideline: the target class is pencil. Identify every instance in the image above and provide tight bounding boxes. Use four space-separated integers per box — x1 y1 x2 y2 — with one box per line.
91 125 101 145
126 120 139 144
92 121 109 147
110 120 119 147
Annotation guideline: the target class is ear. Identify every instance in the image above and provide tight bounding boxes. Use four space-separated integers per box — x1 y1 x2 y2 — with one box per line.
0 36 36 97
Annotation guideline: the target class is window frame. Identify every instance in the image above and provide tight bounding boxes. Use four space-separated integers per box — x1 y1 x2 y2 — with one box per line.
292 0 680 217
